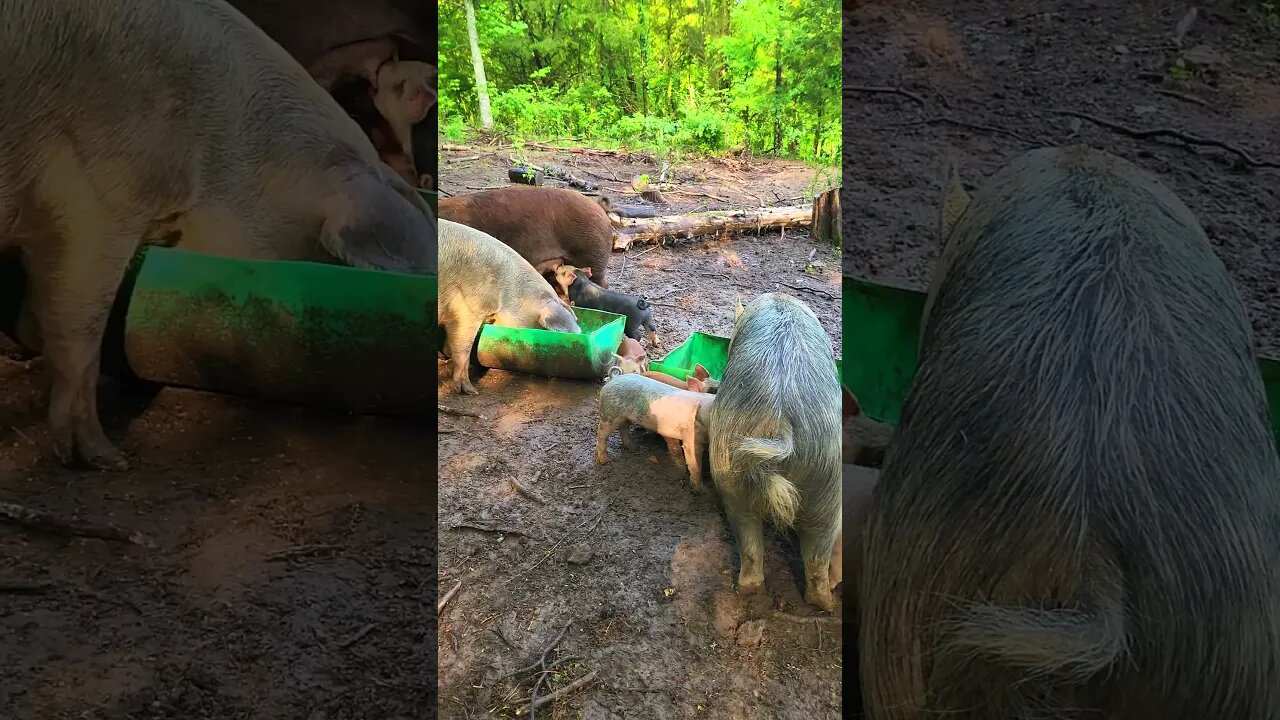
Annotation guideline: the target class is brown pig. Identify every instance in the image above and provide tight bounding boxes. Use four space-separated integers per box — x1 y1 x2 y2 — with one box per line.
0 0 438 470
596 374 715 487
440 187 615 287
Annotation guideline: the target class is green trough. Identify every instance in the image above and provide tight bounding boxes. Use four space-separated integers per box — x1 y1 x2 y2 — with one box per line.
472 307 626 381
119 247 438 417
648 330 844 384
841 275 1280 449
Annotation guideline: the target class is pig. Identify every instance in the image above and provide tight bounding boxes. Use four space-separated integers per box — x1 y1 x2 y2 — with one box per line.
859 146 1280 720
0 0 437 470
224 0 436 184
438 219 579 395
641 364 719 394
707 293 842 612
842 387 892 468
439 187 615 287
554 265 659 346
596 374 715 487
612 337 648 375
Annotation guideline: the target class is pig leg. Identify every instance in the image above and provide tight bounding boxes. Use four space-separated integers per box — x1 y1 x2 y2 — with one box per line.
721 488 767 594
24 224 141 470
682 431 703 487
799 524 837 612
617 420 636 450
665 437 686 467
441 310 481 395
829 528 843 589
596 417 624 464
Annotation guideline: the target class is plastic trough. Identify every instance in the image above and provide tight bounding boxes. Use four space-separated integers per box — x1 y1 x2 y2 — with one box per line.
841 274 1280 449
649 331 843 386
473 306 626 381
120 247 438 417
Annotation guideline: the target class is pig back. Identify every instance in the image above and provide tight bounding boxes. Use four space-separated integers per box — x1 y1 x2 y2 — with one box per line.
438 219 560 310
862 146 1280 718
0 0 378 199
711 294 841 492
224 0 432 66
439 187 612 262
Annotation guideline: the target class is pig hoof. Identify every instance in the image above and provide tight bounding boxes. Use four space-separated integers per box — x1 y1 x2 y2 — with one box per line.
805 587 835 613
737 577 765 595
595 453 611 465
456 380 480 395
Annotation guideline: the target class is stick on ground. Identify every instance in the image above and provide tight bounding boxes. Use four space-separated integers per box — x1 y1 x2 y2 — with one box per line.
439 405 484 419
1053 109 1279 169
438 579 463 614
0 502 153 547
519 670 599 717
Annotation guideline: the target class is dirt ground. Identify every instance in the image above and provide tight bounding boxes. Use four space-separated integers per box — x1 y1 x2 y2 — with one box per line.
0 351 435 719
436 148 843 719
844 0 1280 353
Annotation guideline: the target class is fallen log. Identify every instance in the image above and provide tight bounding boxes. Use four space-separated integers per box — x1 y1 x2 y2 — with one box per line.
611 205 812 249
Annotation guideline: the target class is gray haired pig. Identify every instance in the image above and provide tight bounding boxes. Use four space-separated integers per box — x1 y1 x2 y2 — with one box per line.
596 374 714 487
438 219 579 395
0 0 437 470
859 146 1280 719
708 293 842 612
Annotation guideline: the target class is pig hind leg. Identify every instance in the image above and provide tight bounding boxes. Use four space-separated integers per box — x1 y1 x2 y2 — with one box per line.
798 522 837 612
596 417 626 464
24 220 143 470
721 487 767 594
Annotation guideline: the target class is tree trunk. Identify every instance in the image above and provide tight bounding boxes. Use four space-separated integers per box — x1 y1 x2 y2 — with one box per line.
611 205 813 249
465 0 493 130
772 39 783 154
811 188 842 246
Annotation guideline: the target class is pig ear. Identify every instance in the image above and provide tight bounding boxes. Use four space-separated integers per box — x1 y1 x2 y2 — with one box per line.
939 155 971 245
687 377 706 392
307 37 398 91
319 171 437 272
582 266 593 278
694 363 709 380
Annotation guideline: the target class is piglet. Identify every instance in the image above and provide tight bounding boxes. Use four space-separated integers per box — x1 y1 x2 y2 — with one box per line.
641 364 718 394
596 374 714 487
613 337 648 375
555 265 658 346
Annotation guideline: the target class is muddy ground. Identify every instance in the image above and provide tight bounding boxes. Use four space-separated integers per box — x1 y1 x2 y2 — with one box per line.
844 0 1280 353
0 351 435 719
436 148 843 719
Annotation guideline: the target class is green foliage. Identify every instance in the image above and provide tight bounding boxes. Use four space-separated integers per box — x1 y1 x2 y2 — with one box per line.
438 0 840 165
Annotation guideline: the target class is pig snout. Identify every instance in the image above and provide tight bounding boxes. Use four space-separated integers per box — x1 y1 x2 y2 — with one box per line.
538 298 580 333
319 168 437 273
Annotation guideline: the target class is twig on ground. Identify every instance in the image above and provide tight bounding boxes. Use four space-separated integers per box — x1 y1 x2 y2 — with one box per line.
779 282 838 301
466 184 509 190
266 544 342 561
1155 88 1210 108
772 610 844 625
1052 109 1279 169
337 623 377 649
511 471 547 504
0 502 153 547
517 510 606 580
439 405 483 419
9 426 34 445
438 579 463 614
448 522 538 539
877 115 1037 144
519 670 599 717
843 85 926 106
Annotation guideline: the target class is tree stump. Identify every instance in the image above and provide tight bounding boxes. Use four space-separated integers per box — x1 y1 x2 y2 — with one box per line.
811 188 842 246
